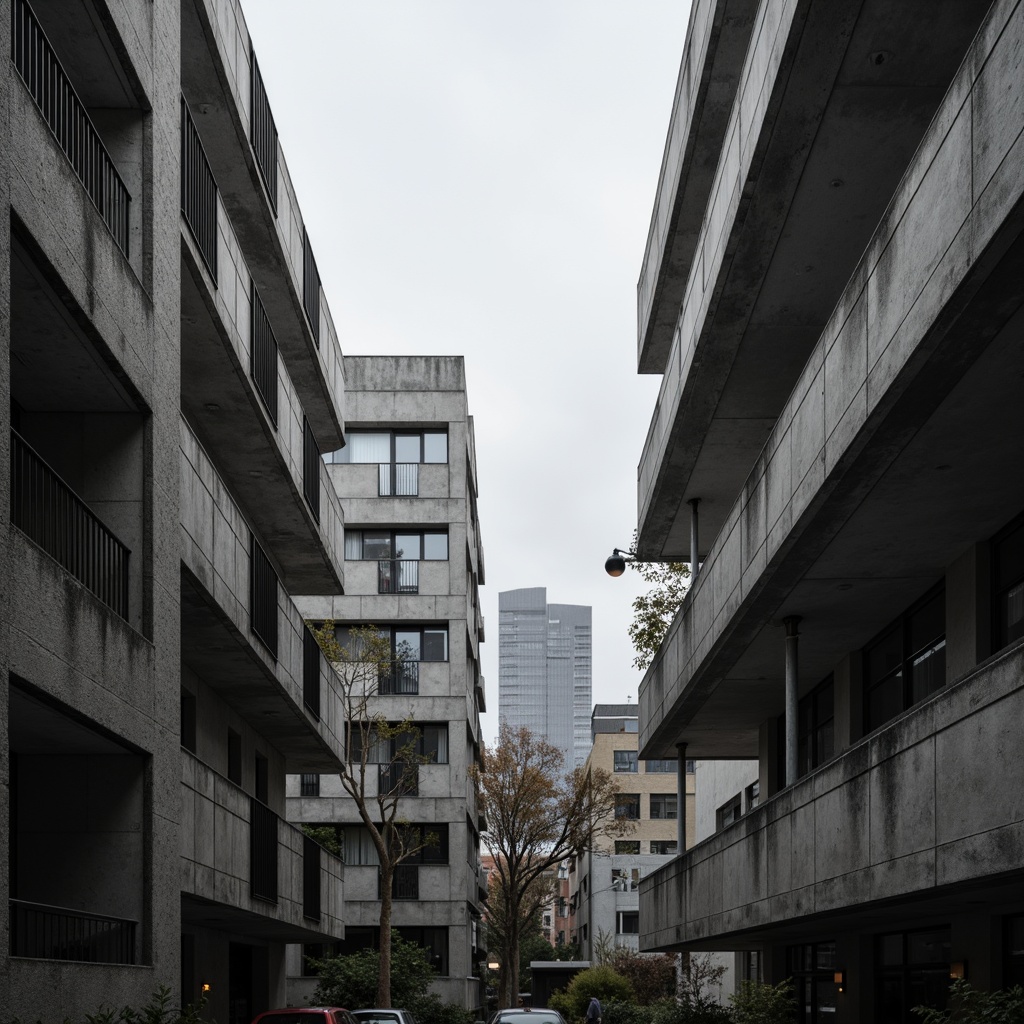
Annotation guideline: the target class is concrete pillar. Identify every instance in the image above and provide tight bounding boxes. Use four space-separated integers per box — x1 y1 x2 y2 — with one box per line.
784 617 801 786
676 742 688 850
688 498 701 581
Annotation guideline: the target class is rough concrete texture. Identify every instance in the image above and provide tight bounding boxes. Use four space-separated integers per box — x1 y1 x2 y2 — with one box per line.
640 0 1024 759
640 643 1024 949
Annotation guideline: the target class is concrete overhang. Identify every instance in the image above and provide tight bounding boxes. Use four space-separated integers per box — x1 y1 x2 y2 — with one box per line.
181 239 344 594
637 0 759 374
180 0 345 450
181 892 337 944
636 0 991 561
181 571 344 772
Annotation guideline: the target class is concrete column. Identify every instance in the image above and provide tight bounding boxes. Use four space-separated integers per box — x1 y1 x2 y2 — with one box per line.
676 742 687 850
688 498 701 581
784 617 801 786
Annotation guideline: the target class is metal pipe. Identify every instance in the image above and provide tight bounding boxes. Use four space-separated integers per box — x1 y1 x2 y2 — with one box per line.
688 498 701 581
676 742 688 851
784 616 801 786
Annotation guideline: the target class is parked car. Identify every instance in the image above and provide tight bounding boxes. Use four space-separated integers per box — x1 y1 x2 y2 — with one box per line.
252 1009 359 1024
486 1010 567 1024
353 1009 418 1024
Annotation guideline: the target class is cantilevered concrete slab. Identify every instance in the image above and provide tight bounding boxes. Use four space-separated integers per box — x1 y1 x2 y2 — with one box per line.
636 0 991 561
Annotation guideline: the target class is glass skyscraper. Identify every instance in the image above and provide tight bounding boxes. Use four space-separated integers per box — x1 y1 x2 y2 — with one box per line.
498 588 592 768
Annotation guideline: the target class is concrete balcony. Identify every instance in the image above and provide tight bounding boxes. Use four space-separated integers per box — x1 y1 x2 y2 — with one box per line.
181 752 343 942
181 192 345 594
329 463 455 503
640 0 1024 759
640 642 1024 949
635 0 992 560
180 0 346 449
179 419 347 771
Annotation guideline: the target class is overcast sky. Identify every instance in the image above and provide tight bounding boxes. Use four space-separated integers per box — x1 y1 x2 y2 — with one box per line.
240 1 693 746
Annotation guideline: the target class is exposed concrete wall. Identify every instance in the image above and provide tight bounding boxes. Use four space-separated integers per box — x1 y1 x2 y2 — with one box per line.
693 760 758 843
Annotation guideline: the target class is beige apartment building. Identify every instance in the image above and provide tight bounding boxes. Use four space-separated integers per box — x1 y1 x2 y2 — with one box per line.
633 0 1024 1019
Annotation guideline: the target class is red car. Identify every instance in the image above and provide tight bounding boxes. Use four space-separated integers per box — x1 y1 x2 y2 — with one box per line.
252 1009 359 1024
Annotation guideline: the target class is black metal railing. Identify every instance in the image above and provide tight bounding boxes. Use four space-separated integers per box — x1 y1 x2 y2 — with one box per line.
249 533 278 658
302 227 320 346
379 761 418 797
378 865 419 901
303 834 321 921
249 46 278 212
299 773 320 797
303 626 322 720
378 559 419 595
181 96 218 279
250 282 278 424
303 416 320 523
11 430 130 618
11 0 131 254
378 659 419 695
378 463 418 497
10 899 137 964
250 797 278 903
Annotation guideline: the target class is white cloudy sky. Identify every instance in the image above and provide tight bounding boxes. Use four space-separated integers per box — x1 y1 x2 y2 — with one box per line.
240 1 692 744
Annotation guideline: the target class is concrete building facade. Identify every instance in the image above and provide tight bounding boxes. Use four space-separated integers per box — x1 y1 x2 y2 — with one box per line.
1 0 352 1019
288 355 488 1010
634 0 1024 1020
498 589 592 768
570 706 694 962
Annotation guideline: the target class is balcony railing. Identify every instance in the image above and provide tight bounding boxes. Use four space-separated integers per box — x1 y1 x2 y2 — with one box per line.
10 899 137 964
378 463 418 497
377 559 419 595
10 430 130 618
303 227 320 346
249 46 278 212
250 282 279 424
181 96 218 279
379 865 419 901
379 761 418 797
11 0 130 254
249 797 278 903
303 835 321 922
249 533 278 658
302 626 322 720
378 659 419 696
303 416 320 523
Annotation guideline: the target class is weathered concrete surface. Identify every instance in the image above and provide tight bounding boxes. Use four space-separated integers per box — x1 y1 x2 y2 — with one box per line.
641 642 1024 949
636 0 992 560
640 0 1024 760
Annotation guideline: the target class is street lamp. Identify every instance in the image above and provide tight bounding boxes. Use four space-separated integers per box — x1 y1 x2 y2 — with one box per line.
604 547 637 577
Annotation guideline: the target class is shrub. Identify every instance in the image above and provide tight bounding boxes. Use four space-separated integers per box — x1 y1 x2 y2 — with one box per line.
912 980 1024 1023
549 966 635 1024
606 950 678 1005
730 979 797 1024
7 986 207 1024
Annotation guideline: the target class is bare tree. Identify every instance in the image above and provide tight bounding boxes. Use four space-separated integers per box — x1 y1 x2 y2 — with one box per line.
473 724 630 1006
311 621 438 1007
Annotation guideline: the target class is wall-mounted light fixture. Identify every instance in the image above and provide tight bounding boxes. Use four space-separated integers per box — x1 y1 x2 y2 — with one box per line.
833 971 845 994
201 982 211 993
605 547 637 577
950 961 968 980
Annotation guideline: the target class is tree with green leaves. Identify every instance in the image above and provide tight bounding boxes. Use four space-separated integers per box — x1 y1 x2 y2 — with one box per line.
626 532 690 671
912 980 1024 1024
309 621 439 1007
473 725 631 1007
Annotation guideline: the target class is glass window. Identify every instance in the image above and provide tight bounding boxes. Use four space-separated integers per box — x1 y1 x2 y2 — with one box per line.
614 794 640 819
393 533 422 560
746 779 760 811
993 514 1024 649
717 794 742 831
644 758 677 773
614 840 640 855
339 432 390 463
650 840 677 855
423 532 449 560
423 432 448 463
394 434 421 463
876 928 951 1023
614 750 638 773
650 793 677 819
1006 915 1024 986
787 942 837 1024
616 911 639 934
421 724 448 763
395 630 422 660
798 676 835 778
362 531 393 560
422 628 448 661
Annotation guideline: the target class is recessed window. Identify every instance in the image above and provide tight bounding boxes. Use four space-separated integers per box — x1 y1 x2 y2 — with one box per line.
335 625 448 662
864 585 946 732
613 750 638 773
345 529 449 561
716 793 742 831
799 676 835 777
745 780 760 812
611 868 639 891
650 793 677 820
614 840 640 855
324 430 448 465
650 840 677 855
616 911 639 935
643 758 676 773
614 793 640 820
993 513 1024 651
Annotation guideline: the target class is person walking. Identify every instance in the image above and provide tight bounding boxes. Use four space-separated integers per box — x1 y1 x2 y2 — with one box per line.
586 997 602 1024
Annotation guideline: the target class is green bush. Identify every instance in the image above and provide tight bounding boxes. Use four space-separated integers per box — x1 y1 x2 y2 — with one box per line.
912 980 1024 1023
729 980 796 1024
6 986 208 1024
549 966 635 1024
410 994 474 1024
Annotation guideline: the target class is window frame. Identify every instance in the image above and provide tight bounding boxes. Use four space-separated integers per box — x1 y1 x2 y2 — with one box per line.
345 528 449 562
614 793 641 820
992 511 1024 651
613 750 638 773
649 793 678 820
324 429 449 466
